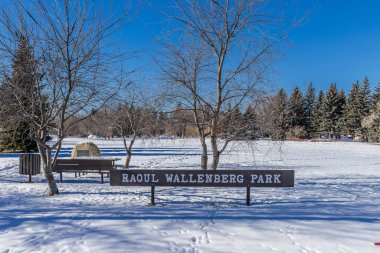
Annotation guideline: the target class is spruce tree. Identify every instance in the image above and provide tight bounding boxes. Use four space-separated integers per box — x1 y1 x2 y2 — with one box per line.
336 89 346 137
311 90 324 137
342 81 361 137
288 85 306 128
364 101 380 142
0 36 38 152
221 105 243 139
271 89 289 140
369 82 380 141
372 82 380 108
321 83 345 138
342 78 371 140
358 77 371 141
359 77 371 117
243 105 258 140
0 79 16 151
304 82 315 137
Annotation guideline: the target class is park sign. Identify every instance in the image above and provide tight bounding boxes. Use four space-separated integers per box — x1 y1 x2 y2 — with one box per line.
110 169 294 187
110 169 294 206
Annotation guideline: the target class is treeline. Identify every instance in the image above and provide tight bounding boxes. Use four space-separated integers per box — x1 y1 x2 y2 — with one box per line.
255 79 380 141
67 102 258 141
66 78 380 143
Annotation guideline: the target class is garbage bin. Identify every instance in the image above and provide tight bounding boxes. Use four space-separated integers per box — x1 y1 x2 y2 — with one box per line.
19 153 41 182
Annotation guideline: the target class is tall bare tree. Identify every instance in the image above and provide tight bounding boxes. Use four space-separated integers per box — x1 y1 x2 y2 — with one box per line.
162 42 211 170
0 0 129 195
113 85 158 168
164 0 290 169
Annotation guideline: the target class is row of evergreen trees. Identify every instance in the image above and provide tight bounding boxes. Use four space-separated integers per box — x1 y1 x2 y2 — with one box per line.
1 38 380 151
266 78 379 141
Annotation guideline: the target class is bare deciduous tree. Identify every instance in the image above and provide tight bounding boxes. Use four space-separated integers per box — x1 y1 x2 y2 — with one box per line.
162 42 211 170
163 0 290 169
113 85 158 168
0 0 129 195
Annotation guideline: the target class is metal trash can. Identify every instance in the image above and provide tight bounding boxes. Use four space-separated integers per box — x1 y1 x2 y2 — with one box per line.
19 153 41 182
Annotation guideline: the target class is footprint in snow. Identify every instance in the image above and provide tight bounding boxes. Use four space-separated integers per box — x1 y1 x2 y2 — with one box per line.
191 233 210 245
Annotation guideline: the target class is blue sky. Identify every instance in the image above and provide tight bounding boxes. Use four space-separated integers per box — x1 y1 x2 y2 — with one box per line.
2 0 379 93
121 0 380 93
277 0 380 92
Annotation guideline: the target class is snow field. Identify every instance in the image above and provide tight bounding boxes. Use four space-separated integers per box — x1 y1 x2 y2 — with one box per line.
0 138 379 252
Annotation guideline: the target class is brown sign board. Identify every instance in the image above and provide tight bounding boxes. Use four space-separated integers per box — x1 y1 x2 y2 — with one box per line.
110 170 294 187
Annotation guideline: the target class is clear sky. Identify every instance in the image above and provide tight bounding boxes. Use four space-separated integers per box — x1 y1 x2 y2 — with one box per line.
277 0 380 92
122 0 380 93
1 0 379 93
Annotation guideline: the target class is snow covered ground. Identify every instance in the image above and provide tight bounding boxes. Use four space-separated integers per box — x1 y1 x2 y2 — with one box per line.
0 138 379 253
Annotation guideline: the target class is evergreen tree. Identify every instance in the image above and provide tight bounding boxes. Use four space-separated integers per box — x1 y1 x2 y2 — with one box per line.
311 90 324 137
321 83 345 138
342 81 361 137
242 105 258 140
221 104 243 139
358 77 371 141
372 82 380 108
0 36 38 152
341 78 371 140
369 82 380 142
336 89 346 136
304 82 315 137
288 85 306 128
359 77 371 117
363 101 380 142
270 89 289 140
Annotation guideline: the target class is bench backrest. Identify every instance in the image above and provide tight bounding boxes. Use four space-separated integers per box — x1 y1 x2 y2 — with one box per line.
53 159 115 172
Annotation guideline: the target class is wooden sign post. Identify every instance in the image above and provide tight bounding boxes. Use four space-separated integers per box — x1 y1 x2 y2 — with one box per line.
110 170 295 206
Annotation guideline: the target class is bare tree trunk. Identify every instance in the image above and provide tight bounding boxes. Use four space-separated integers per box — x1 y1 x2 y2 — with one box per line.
200 136 208 170
38 143 59 195
194 108 209 170
123 133 137 169
210 133 220 170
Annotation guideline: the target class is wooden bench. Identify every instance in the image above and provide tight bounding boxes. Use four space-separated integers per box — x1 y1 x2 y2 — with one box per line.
53 158 117 183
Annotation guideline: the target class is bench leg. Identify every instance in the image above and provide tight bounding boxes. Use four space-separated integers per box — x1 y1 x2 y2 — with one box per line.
246 186 251 206
60 172 63 183
101 173 104 184
150 185 156 205
75 172 77 178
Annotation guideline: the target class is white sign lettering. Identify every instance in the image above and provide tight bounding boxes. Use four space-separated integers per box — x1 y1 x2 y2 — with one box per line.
122 173 158 183
122 172 284 185
251 174 281 184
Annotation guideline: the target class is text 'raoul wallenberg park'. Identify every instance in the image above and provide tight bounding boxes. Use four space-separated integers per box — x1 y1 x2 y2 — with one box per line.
111 170 295 187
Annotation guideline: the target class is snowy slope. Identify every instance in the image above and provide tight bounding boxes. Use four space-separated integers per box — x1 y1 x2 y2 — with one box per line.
0 138 379 253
